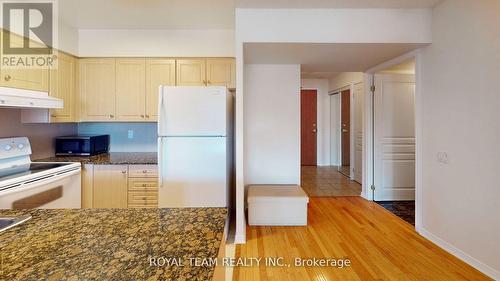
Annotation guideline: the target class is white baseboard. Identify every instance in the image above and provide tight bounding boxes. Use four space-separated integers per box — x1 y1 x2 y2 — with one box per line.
234 234 246 244
418 227 500 280
360 190 371 201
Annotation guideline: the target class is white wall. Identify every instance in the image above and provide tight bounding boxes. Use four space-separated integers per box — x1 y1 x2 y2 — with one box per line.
329 72 364 92
420 0 500 278
244 64 301 184
234 8 433 243
301 79 330 166
78 29 235 57
78 123 157 152
236 9 432 43
0 109 77 159
58 20 79 55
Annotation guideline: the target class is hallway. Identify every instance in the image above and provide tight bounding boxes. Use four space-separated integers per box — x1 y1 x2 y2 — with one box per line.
301 166 361 197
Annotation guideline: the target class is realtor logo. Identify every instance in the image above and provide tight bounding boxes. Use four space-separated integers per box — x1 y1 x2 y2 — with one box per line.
1 0 58 69
2 1 53 54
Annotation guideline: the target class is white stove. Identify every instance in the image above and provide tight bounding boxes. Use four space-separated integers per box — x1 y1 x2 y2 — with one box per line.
0 137 81 209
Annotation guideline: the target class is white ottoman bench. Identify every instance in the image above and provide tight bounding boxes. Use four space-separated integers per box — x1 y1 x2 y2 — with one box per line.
247 185 309 226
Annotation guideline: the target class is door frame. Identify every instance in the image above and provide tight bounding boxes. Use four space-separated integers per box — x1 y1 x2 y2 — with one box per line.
363 49 423 231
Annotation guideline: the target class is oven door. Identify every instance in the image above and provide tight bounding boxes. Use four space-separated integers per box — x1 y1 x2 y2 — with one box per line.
56 138 90 156
0 169 81 209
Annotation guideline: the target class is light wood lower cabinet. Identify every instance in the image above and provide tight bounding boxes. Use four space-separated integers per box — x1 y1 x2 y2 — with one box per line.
92 165 128 208
82 164 158 208
128 178 158 208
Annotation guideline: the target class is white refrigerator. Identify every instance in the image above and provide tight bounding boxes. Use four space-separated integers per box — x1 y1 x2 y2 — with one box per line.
157 86 232 208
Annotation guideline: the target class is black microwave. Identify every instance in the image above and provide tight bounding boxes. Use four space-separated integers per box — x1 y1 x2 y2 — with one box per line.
55 135 109 156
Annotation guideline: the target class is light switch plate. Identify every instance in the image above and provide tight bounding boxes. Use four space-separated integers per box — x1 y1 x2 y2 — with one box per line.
437 152 448 164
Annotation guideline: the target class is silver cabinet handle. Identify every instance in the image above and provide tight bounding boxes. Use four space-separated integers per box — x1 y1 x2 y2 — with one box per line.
342 129 348 133
109 114 114 118
145 114 150 118
140 115 145 118
121 170 127 174
4 75 11 81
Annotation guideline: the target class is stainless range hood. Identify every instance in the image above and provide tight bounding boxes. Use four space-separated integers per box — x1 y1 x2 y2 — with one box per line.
0 87 63 109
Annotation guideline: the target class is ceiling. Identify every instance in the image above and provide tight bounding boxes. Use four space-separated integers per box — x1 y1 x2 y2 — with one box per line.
244 43 426 78
59 0 236 29
59 0 443 30
236 0 444 9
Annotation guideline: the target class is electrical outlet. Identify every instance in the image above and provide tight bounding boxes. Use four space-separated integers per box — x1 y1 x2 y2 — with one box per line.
437 152 448 164
127 130 134 139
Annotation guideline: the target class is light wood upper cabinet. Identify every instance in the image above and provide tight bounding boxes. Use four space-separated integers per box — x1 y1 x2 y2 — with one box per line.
0 31 49 91
92 165 128 208
176 59 206 86
116 58 146 121
49 52 76 122
79 58 116 121
176 58 235 88
206 58 235 89
146 59 176 121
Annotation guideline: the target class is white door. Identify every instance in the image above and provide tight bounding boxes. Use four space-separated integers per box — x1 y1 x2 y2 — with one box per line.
158 86 228 137
158 137 227 208
353 82 364 183
374 74 415 201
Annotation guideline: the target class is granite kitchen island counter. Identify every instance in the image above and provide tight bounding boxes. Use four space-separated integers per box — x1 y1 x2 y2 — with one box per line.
0 208 227 281
35 152 158 165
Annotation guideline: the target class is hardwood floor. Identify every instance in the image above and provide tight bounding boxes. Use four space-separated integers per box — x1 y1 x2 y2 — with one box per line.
301 166 361 197
234 197 491 281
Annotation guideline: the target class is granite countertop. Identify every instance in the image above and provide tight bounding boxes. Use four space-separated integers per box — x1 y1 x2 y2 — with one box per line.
35 152 158 165
0 208 227 281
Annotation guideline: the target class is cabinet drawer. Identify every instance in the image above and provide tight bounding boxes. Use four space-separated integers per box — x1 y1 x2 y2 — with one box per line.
128 191 158 206
128 178 158 191
128 165 158 178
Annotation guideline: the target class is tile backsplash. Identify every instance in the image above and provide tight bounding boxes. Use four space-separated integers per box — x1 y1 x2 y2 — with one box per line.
78 122 157 152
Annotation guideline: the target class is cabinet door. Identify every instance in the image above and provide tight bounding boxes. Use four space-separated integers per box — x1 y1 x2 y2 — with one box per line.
0 32 49 91
93 165 128 208
146 59 175 121
79 58 116 121
206 58 235 89
176 59 206 86
116 58 146 121
49 52 76 122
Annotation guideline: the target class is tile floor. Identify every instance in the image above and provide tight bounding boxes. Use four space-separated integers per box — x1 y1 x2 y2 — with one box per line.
376 201 416 226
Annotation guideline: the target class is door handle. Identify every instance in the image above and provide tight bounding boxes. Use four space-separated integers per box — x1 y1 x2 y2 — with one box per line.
342 129 349 133
312 129 317 133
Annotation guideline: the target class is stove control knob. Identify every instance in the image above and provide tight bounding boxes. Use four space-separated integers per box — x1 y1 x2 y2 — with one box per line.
17 143 25 149
4 145 12 151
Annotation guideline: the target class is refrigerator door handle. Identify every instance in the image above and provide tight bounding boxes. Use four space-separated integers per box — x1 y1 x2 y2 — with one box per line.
158 137 163 188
